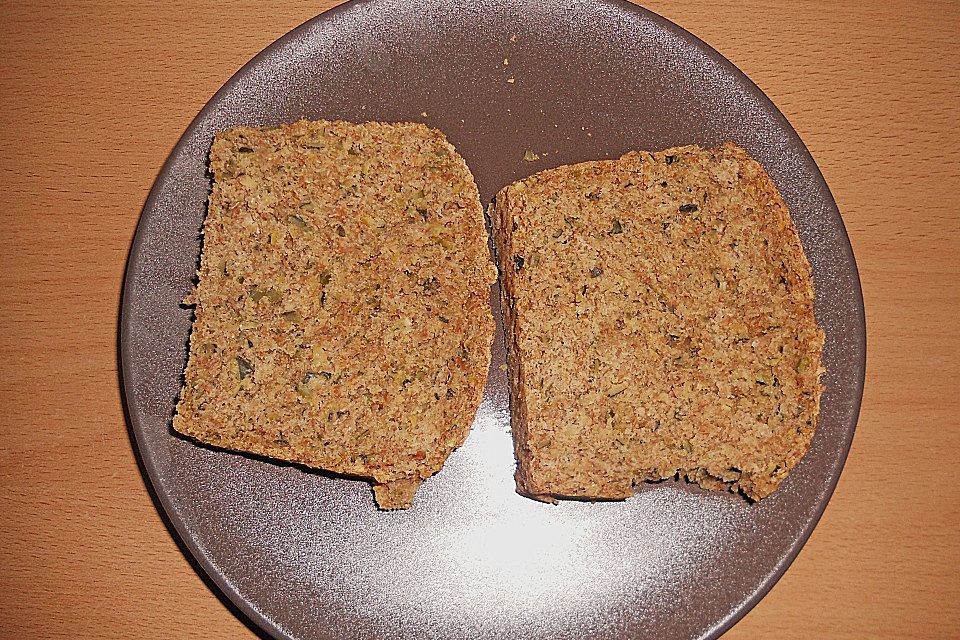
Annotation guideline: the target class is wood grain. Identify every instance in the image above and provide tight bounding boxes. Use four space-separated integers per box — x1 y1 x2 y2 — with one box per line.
1 1 957 638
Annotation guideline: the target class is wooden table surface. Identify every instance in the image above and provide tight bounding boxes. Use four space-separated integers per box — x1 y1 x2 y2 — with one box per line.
2 1 958 638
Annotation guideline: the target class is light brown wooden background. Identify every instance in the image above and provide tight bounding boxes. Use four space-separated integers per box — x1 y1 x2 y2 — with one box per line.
1 1 958 638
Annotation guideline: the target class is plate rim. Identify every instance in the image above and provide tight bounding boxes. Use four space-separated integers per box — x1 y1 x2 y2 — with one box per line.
119 1 867 638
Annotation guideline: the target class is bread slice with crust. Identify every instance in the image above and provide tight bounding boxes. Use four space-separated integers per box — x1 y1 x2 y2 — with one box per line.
174 119 496 509
494 143 824 502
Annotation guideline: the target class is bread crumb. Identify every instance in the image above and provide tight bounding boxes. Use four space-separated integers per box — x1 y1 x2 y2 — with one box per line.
494 142 824 503
174 119 496 510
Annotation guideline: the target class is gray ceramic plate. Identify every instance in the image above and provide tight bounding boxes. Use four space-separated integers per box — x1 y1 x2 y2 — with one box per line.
121 1 865 638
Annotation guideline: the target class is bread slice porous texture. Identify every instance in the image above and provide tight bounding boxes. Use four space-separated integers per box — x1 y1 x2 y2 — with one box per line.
494 143 824 503
174 119 496 509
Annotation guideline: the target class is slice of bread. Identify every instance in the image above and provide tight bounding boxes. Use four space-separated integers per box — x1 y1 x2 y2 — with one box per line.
493 143 824 502
174 119 496 509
